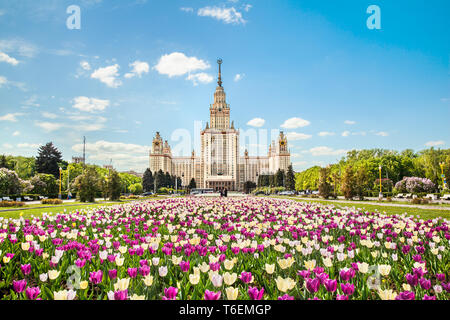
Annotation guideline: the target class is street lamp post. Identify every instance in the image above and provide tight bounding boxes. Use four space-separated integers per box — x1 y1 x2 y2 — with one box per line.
378 165 383 200
58 167 62 200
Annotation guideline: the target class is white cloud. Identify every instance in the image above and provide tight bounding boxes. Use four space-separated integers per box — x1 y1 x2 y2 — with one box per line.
293 161 308 167
0 51 19 66
0 113 23 122
124 60 149 79
90 64 122 88
318 131 335 137
234 73 244 82
425 140 445 147
80 60 91 70
12 131 20 136
17 143 40 149
344 120 356 125
310 146 348 156
2 143 13 149
0 75 26 90
72 140 151 171
35 121 64 132
285 132 312 141
198 6 246 25
243 4 252 12
180 7 194 13
375 131 389 137
342 130 350 137
154 52 210 77
41 111 58 119
0 39 38 58
281 117 311 129
247 118 265 127
186 72 214 86
72 96 110 113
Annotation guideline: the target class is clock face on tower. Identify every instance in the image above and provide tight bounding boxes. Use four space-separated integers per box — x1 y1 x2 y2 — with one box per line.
154 142 160 146
280 140 286 146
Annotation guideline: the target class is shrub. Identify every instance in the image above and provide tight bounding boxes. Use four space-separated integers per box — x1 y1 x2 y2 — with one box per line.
41 199 63 205
394 177 436 194
30 174 58 196
0 168 22 196
0 201 25 207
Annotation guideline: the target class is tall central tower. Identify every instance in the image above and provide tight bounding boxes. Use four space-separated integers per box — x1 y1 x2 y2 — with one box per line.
209 59 230 129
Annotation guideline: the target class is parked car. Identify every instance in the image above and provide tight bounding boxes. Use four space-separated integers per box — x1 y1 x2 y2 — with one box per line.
142 192 154 196
278 191 296 196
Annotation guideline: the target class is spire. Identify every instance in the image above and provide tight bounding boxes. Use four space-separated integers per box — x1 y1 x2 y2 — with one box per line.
217 58 223 87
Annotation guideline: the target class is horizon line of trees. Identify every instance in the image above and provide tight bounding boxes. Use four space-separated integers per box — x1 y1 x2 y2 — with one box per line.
298 147 449 199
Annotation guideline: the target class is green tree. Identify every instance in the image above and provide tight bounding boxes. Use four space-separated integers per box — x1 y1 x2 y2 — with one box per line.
318 167 332 199
243 181 257 194
73 167 101 202
275 169 285 187
107 170 122 200
30 173 58 196
129 183 143 195
142 169 154 192
188 178 197 190
285 165 296 190
355 165 370 200
35 142 63 178
341 166 356 200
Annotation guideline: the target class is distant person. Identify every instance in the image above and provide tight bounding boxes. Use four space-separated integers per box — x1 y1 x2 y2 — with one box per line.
224 188 228 197
220 187 223 197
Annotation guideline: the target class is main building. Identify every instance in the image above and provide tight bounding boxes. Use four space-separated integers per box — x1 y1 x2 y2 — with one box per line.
149 59 291 191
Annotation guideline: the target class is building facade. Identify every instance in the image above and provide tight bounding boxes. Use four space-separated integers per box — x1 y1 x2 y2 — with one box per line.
149 59 291 191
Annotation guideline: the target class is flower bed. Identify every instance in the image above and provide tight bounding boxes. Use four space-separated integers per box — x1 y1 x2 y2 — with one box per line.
0 198 448 300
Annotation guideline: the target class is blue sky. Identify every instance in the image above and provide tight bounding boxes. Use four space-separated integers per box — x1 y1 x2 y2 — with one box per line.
0 0 449 172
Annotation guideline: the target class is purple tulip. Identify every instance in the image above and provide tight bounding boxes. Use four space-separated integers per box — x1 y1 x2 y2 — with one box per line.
436 273 445 282
324 279 337 292
240 271 253 284
163 287 178 300
340 283 355 296
297 270 311 279
248 287 264 300
13 279 27 293
26 287 41 300
204 290 221 300
108 269 117 280
180 261 190 272
339 268 355 282
306 278 320 293
336 295 349 300
114 289 128 300
405 273 419 287
20 264 31 275
127 267 138 278
423 294 436 300
89 270 103 284
139 265 151 276
395 291 415 300
419 278 431 290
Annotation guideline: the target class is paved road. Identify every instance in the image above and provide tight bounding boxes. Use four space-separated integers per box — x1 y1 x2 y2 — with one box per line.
290 197 450 211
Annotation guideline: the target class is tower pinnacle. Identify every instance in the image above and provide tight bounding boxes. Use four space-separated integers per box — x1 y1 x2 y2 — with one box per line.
217 58 223 87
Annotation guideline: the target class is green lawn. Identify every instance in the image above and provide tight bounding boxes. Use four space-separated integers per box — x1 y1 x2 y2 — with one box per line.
269 196 450 220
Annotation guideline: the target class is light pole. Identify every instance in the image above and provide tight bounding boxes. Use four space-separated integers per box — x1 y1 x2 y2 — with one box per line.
58 167 62 199
378 165 383 200
182 173 184 194
439 162 447 190
175 174 178 194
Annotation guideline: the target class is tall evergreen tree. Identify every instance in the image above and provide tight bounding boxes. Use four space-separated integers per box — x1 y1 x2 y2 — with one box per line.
142 168 154 192
188 178 197 189
107 170 122 200
318 167 332 199
285 165 296 190
275 169 285 187
35 142 63 178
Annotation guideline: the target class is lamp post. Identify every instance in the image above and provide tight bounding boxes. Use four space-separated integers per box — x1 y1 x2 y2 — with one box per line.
440 162 447 190
378 165 383 200
182 173 184 194
58 167 62 200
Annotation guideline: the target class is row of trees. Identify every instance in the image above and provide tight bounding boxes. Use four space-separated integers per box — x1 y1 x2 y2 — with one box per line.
257 165 296 190
0 142 143 200
142 169 197 193
305 148 450 199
